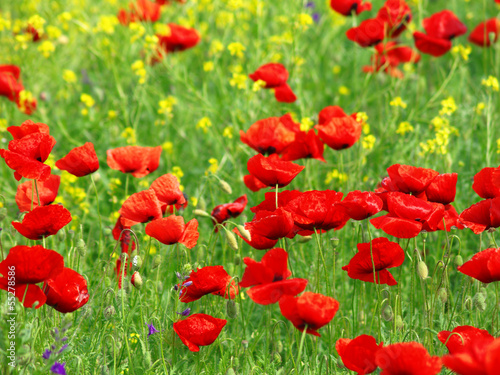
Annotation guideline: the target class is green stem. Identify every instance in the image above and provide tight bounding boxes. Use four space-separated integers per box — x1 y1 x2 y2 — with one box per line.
90 174 103 255
296 325 308 374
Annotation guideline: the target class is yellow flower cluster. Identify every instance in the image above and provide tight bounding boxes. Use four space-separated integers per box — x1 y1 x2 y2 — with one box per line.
230 73 247 89
390 96 407 109
196 117 212 133
131 60 146 84
206 158 218 175
222 126 233 138
252 79 266 92
396 121 414 135
300 118 314 132
482 76 499 92
121 127 136 145
439 96 457 116
158 96 177 117
419 116 459 155
94 15 118 34
325 169 348 184
63 70 77 84
451 44 471 61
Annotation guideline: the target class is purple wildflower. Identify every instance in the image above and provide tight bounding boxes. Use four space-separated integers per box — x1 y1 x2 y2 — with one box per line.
58 344 69 354
313 13 320 23
176 307 191 317
306 1 315 8
146 323 160 338
43 349 52 360
50 362 67 375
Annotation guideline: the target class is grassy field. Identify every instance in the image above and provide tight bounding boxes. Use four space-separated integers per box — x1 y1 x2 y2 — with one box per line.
0 0 499 374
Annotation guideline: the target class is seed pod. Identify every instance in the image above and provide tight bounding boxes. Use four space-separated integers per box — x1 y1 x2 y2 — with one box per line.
131 271 143 290
76 238 87 257
454 255 463 268
417 260 429 280
225 228 238 251
236 224 251 241
382 304 394 322
421 230 428 240
330 237 340 249
103 305 116 319
437 288 447 304
219 179 232 195
226 300 238 319
152 254 162 269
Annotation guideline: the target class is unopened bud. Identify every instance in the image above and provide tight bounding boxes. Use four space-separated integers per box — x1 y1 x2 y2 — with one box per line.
103 305 116 319
68 230 75 240
274 340 283 353
417 260 429 280
395 315 404 330
76 238 87 257
226 300 238 319
225 229 238 251
132 255 143 270
236 225 251 241
182 263 192 274
194 209 211 218
131 271 143 290
473 292 486 311
234 254 241 266
298 235 313 243
465 297 473 310
0 207 8 221
437 288 447 304
104 288 114 304
454 255 463 268
330 237 340 249
57 228 66 241
152 254 162 269
382 304 394 321
219 179 232 195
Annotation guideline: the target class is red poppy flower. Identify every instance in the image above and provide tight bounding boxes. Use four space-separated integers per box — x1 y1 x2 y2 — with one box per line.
363 42 420 79
330 0 372 16
346 18 385 47
233 224 278 250
469 19 500 47
376 0 412 38
179 266 237 302
173 313 227 352
1 132 56 181
43 267 89 313
315 106 363 150
281 129 326 162
413 31 453 57
459 198 500 234
211 194 248 225
472 167 500 199
7 119 50 139
457 248 500 283
424 173 457 204
12 205 72 240
336 335 383 374
0 245 64 308
438 325 494 355
145 215 199 248
112 215 136 254
119 189 163 226
0 65 23 101
156 23 200 53
339 191 383 220
387 164 439 195
370 192 441 238
250 190 303 214
243 174 268 192
240 114 300 155
342 237 405 286
248 208 295 240
117 0 161 25
249 63 297 103
15 174 60 212
442 336 500 375
240 248 307 305
279 292 339 337
437 204 464 231
375 342 442 375
247 153 304 188
285 190 350 232
55 142 99 177
150 173 186 210
107 145 162 178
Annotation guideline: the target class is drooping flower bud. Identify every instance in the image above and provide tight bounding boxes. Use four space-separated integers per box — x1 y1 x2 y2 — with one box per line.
152 254 162 269
103 305 116 320
219 179 232 195
454 255 463 268
236 225 251 241
225 228 238 251
298 235 313 243
437 288 447 304
131 271 143 290
132 254 143 270
473 292 486 312
76 238 87 257
417 260 428 280
194 209 211 218
382 304 394 321
226 300 238 319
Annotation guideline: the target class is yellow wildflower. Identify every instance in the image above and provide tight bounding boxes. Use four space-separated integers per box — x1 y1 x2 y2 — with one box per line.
396 121 414 135
362 135 376 150
228 42 246 58
162 142 173 154
205 158 218 175
252 79 266 92
190 197 198 207
451 44 471 61
38 41 55 58
296 13 313 30
332 65 341 74
63 70 77 83
222 126 233 138
196 117 212 133
209 40 224 56
325 169 348 184
475 102 485 115
108 110 117 119
439 96 457 116
80 93 95 107
338 86 350 96
129 22 145 43
158 96 177 116
300 118 314 131
203 61 214 72
172 166 184 180
389 96 407 109
230 73 247 89
482 76 499 91
497 138 500 154
121 127 136 145
46 25 62 39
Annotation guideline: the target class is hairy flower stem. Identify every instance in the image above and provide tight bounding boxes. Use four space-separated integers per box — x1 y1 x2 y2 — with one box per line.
90 174 103 254
296 324 308 373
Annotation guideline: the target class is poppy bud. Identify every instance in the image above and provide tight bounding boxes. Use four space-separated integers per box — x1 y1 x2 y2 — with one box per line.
68 229 75 240
437 288 447 304
225 228 238 251
219 179 232 195
234 254 241 266
382 289 390 300
152 254 162 269
194 209 211 217
76 238 87 257
298 235 313 243
226 300 238 319
132 254 143 270
454 255 463 267
236 225 251 241
57 228 66 241
103 305 116 319
330 237 340 249
274 340 283 353
131 271 143 290
473 292 486 312
382 304 394 321
104 288 114 305
464 296 473 310
417 260 428 280
395 315 404 330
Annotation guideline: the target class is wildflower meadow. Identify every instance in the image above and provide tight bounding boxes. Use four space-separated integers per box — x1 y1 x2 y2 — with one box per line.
1 0 500 374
